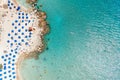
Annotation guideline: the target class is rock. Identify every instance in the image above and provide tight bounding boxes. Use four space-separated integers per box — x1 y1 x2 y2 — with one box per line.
41 21 47 27
26 0 37 4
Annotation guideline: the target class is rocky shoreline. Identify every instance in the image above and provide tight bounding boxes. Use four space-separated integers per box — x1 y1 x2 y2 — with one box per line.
0 0 50 80
16 0 50 80
25 0 49 57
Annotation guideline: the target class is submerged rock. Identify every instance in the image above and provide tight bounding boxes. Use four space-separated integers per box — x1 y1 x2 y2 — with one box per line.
26 0 37 4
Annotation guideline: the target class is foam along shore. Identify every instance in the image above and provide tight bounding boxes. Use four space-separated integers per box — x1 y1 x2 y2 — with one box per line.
0 0 49 80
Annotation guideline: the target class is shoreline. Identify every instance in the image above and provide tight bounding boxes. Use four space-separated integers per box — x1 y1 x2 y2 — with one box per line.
16 0 50 80
0 0 49 80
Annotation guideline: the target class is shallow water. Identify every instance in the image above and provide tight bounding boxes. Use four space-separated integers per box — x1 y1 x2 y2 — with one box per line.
16 0 31 8
20 0 120 80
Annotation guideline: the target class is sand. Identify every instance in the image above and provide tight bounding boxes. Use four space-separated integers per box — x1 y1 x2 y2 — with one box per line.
0 0 49 80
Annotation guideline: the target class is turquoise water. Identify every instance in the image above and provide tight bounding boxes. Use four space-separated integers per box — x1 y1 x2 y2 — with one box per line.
20 0 120 80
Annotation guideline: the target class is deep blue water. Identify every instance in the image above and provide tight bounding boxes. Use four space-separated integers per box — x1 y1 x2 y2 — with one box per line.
20 0 120 80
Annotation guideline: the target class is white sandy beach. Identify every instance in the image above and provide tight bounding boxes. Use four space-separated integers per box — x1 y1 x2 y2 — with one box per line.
0 0 48 80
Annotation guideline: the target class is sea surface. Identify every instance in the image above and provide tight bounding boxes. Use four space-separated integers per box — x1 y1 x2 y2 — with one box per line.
20 0 120 80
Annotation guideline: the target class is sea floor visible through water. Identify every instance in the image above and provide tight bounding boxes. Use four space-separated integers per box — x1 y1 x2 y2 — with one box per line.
16 0 31 8
20 0 120 80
